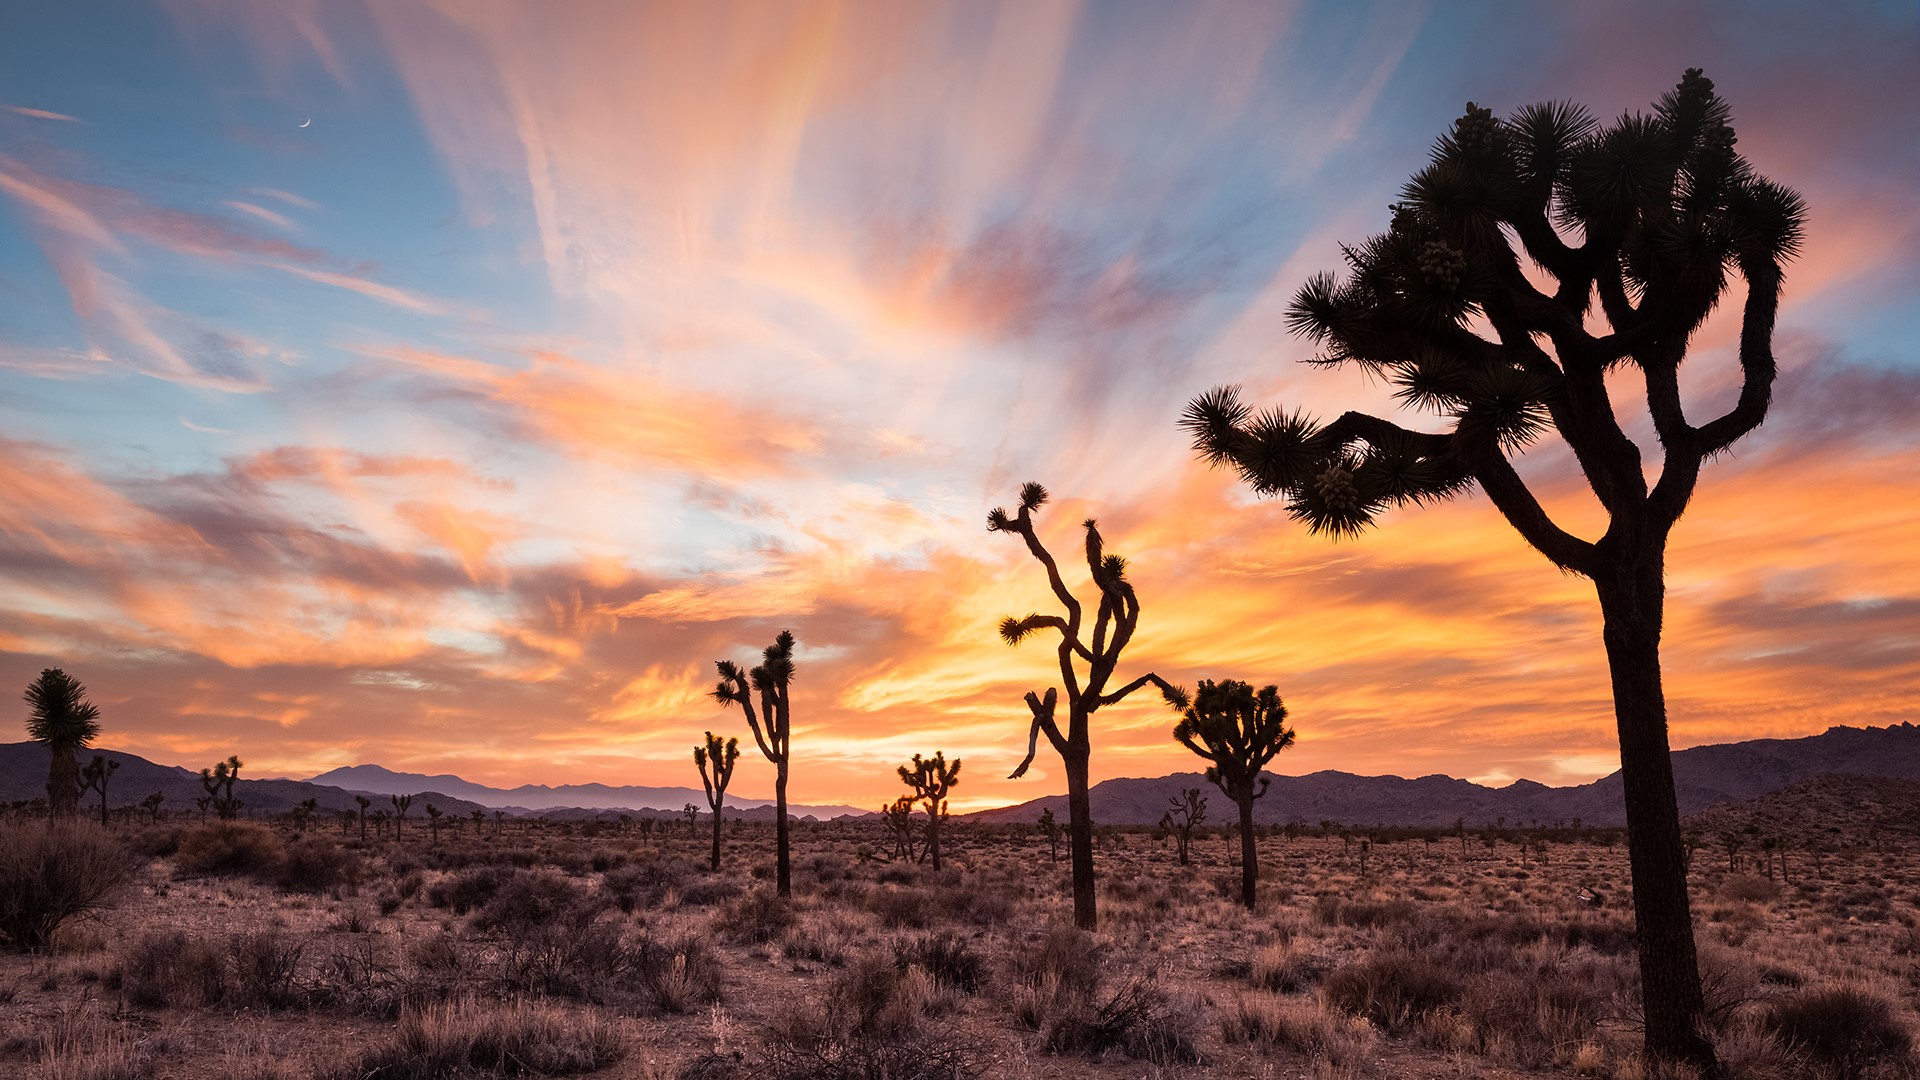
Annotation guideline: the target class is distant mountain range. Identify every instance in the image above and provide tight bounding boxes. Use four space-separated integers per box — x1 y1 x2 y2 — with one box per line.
963 723 1920 827
303 763 870 820
6 723 1916 828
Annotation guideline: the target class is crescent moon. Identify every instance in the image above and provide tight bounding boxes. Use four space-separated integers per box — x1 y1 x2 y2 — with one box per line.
298 118 311 129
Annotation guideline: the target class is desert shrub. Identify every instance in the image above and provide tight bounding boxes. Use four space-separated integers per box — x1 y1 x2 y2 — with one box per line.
588 849 627 873
714 891 794 944
469 872 599 935
174 821 285 878
1220 992 1377 1064
865 885 937 928
118 931 228 1008
1250 941 1325 993
228 931 305 1009
275 837 362 894
1764 985 1911 1078
601 857 706 912
322 998 622 1079
1041 976 1203 1065
1007 925 1102 998
1315 894 1416 929
1722 874 1783 904
0 821 134 952
895 931 984 994
818 953 931 1039
125 825 182 860
1322 948 1462 1033
495 917 629 1001
425 865 517 915
632 933 724 1013
32 1009 153 1080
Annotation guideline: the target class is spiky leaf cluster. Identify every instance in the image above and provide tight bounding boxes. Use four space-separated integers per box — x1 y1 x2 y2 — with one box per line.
1173 679 1295 802
1186 71 1805 558
24 669 100 750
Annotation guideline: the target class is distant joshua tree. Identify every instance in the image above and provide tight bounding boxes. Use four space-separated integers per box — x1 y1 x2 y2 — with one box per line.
425 803 443 847
354 795 371 841
1160 788 1207 867
493 809 505 837
201 756 244 820
713 630 798 897
140 791 165 826
390 794 412 839
882 796 920 862
694 731 741 871
293 797 317 833
470 809 486 835
1037 806 1063 864
1173 680 1296 908
79 755 120 829
1183 71 1805 1073
989 482 1188 930
897 753 961 872
682 802 699 834
23 669 101 819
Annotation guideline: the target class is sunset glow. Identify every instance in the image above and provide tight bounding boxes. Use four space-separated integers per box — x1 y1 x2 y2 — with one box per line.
2 2 1915 813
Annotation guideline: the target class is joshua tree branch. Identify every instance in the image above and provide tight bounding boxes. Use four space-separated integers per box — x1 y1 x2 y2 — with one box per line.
1096 671 1189 710
1695 266 1782 457
1469 450 1600 574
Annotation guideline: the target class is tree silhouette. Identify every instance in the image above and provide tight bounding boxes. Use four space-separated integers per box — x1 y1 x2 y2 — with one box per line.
1174 680 1296 908
425 803 443 848
989 482 1189 930
1160 787 1207 867
713 630 797 897
897 752 961 872
140 791 165 825
79 755 120 829
882 796 920 862
694 731 741 871
24 669 101 819
390 793 411 839
200 756 243 820
1182 70 1802 1071
354 795 371 842
1037 806 1062 864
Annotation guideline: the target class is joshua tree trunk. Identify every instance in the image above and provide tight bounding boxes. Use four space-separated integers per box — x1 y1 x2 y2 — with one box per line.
1237 793 1258 908
709 810 723 871
774 762 790 897
1064 746 1096 930
1598 553 1715 1071
47 746 79 819
925 807 942 871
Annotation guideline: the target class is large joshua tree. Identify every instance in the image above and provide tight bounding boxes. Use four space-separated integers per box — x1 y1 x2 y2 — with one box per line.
897 752 961 872
24 669 101 819
1183 71 1803 1071
694 731 740 871
1173 679 1296 909
990 482 1188 930
713 630 796 897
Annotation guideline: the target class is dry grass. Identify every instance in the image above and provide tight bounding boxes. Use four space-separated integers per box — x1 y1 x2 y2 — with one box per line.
0 817 1912 1079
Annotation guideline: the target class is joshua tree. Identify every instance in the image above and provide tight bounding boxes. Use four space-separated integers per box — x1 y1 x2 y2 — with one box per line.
713 630 798 897
337 809 354 836
493 809 505 837
140 790 165 825
1173 679 1296 908
694 731 741 871
989 482 1189 930
354 795 371 841
682 802 699 833
470 809 486 834
1182 71 1803 1071
293 797 317 833
79 755 120 829
372 809 391 838
390 794 411 839
425 803 443 847
1160 788 1207 867
881 796 920 862
1037 806 1063 864
897 752 961 872
24 669 101 819
201 756 243 820
195 795 212 822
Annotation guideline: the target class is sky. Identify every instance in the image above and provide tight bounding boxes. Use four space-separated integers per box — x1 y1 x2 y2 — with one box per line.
0 1 1915 812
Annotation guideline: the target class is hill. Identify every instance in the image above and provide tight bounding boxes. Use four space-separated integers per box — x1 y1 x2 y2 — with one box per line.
304 763 870 820
1685 773 1920 849
964 722 1920 827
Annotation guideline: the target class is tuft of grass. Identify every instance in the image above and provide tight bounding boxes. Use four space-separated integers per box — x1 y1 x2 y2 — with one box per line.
1763 985 1912 1078
322 998 623 1079
0 821 133 952
173 822 284 878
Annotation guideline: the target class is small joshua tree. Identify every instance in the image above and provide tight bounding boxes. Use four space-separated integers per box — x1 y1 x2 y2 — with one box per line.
24 669 101 819
293 797 317 833
201 756 244 820
470 809 486 835
713 631 798 897
882 796 920 862
1160 788 1207 867
140 791 164 825
682 802 699 834
1173 680 1296 908
79 755 119 829
1184 71 1805 1072
390 794 411 839
695 731 741 871
354 795 371 842
897 752 961 872
1037 806 1063 864
425 803 443 848
493 809 505 837
989 482 1188 930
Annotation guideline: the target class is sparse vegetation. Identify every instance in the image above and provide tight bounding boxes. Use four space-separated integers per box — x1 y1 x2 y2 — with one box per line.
0 820 132 952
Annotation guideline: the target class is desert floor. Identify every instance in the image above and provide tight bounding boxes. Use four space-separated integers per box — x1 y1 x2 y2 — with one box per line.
3 818 1915 1079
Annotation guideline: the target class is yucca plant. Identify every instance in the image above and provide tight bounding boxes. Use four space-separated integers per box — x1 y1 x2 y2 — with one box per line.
897 752 961 871
1183 70 1803 1072
713 631 797 896
23 669 101 819
694 731 740 871
78 755 120 829
881 796 920 862
1159 787 1207 868
200 756 244 820
1174 680 1295 907
390 793 411 839
990 482 1188 929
